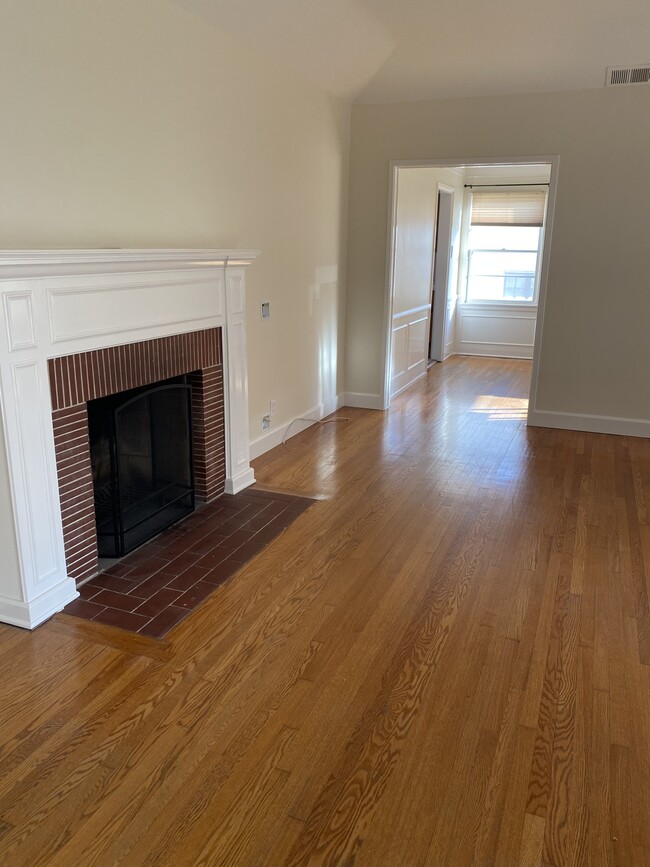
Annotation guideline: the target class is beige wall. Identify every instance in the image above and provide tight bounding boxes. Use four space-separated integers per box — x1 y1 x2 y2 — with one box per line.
0 0 350 438
346 86 650 422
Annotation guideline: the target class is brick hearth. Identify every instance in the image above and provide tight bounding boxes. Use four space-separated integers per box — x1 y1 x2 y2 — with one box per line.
64 488 314 638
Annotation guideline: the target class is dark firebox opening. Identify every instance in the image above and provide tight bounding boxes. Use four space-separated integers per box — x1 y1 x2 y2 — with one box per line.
88 375 195 558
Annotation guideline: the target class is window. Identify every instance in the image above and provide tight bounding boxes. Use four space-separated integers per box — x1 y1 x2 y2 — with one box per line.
465 189 546 304
503 271 535 301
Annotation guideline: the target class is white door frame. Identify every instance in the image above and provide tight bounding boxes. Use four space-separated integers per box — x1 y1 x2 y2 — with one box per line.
429 183 454 363
381 155 560 418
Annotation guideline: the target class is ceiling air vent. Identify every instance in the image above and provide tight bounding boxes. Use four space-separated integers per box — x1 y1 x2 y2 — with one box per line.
606 64 650 87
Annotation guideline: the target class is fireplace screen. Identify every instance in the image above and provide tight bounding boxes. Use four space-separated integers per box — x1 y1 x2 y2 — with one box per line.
89 378 195 557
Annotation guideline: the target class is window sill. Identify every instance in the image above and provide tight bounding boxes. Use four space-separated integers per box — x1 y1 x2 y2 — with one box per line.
457 300 538 313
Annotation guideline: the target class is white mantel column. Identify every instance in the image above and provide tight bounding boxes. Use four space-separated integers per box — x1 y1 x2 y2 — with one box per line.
0 411 28 618
223 265 255 493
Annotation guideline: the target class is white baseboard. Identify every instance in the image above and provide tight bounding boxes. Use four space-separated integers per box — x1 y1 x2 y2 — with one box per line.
455 344 534 360
341 392 384 410
443 345 455 360
390 370 429 399
224 467 256 494
528 409 650 439
249 395 344 460
321 394 343 417
0 578 78 630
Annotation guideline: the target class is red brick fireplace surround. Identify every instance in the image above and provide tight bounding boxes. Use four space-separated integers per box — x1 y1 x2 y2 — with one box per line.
48 328 225 584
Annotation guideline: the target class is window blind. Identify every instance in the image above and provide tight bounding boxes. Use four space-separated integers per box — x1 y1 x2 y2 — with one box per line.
470 190 546 227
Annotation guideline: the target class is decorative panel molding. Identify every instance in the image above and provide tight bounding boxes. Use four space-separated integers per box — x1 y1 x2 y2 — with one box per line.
4 292 36 351
390 304 430 398
455 303 536 359
392 324 408 377
224 270 254 493
47 274 222 344
408 316 429 371
10 362 62 585
228 272 245 315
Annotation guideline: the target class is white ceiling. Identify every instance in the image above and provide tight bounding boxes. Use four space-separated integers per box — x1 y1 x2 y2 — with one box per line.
171 0 650 103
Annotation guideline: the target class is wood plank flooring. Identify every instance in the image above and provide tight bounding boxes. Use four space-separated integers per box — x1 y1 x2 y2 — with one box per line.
1 355 649 866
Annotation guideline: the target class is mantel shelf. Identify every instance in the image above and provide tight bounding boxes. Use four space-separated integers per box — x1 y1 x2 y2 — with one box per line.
0 249 261 280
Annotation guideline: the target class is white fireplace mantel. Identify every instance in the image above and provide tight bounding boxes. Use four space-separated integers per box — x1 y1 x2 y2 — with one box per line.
0 249 259 629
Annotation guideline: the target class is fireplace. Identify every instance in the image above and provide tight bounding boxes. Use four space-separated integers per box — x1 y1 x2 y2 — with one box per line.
49 327 226 583
0 249 259 628
89 377 195 558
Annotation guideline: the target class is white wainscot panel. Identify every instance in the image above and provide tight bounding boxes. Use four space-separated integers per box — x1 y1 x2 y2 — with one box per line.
228 272 245 316
392 324 408 377
4 292 36 351
390 305 430 397
456 304 536 359
48 272 224 344
408 316 428 370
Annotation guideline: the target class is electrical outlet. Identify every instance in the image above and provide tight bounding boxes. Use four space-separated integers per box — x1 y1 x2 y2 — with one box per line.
262 414 271 431
261 301 270 320
269 400 276 417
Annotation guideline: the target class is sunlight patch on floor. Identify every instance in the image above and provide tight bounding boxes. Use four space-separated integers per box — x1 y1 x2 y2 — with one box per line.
471 394 529 420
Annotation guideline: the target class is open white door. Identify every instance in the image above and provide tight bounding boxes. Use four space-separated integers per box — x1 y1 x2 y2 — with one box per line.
429 185 454 363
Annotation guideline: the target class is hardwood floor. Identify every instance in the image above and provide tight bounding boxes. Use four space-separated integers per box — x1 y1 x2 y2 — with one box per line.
1 355 649 866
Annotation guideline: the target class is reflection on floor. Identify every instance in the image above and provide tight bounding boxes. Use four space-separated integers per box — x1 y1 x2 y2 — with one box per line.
64 488 314 638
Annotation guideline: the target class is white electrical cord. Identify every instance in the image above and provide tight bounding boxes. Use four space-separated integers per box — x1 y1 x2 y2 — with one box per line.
282 415 349 445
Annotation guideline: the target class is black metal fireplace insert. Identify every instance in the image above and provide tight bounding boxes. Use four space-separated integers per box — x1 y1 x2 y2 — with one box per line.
88 376 195 558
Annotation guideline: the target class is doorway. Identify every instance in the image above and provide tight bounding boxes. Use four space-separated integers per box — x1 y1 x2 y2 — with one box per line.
382 156 558 414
